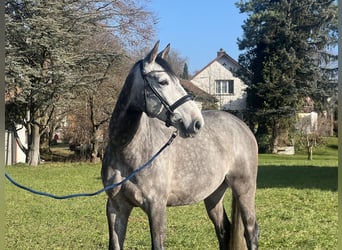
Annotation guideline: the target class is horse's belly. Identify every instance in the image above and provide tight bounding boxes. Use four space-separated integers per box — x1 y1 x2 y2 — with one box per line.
164 148 229 205
166 193 210 206
166 183 223 206
166 169 226 206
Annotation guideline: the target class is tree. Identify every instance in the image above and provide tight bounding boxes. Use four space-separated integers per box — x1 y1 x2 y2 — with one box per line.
312 2 338 135
6 0 90 165
182 63 189 79
235 0 337 153
5 0 156 165
165 49 188 78
65 32 134 163
296 114 327 160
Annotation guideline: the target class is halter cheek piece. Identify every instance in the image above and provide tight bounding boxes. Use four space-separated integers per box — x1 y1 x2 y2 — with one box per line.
140 62 194 127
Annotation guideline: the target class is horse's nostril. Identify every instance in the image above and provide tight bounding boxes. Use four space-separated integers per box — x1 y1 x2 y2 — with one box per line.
194 120 202 132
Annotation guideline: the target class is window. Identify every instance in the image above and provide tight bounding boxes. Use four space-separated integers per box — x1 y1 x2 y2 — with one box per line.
215 80 234 94
228 80 234 94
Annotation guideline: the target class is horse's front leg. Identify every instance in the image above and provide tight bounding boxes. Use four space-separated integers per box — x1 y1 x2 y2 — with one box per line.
146 202 167 250
106 198 133 250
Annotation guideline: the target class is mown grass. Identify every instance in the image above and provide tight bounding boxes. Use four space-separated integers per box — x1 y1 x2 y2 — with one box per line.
5 137 338 249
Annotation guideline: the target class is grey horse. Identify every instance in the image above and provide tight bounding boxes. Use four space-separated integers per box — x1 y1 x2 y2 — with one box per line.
102 41 259 250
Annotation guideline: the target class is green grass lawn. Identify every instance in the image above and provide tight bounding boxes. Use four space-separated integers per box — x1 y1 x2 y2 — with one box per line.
5 138 338 249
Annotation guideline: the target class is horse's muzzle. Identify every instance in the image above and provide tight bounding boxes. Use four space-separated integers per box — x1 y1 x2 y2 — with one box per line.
171 116 203 138
191 119 203 135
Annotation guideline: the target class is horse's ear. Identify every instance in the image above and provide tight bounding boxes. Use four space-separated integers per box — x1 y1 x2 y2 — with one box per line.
145 40 160 63
158 43 170 59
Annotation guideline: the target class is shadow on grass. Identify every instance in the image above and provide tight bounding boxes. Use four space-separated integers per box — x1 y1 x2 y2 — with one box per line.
257 165 337 191
327 144 338 150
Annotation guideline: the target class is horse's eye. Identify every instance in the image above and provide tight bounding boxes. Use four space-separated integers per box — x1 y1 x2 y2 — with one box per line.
159 80 168 85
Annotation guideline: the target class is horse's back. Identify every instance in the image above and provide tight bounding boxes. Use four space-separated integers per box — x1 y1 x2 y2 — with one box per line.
200 110 257 155
202 110 255 139
204 110 257 168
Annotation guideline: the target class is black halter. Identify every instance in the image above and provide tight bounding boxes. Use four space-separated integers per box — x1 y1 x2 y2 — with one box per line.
140 61 194 127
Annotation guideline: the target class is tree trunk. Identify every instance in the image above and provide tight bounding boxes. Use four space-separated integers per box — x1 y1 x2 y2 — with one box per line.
88 95 105 163
40 130 51 154
27 123 41 166
90 142 99 163
329 111 334 136
90 129 101 163
307 145 313 160
271 122 280 154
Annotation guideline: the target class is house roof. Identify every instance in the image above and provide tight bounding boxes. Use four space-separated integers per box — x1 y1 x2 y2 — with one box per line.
180 79 217 103
191 49 242 79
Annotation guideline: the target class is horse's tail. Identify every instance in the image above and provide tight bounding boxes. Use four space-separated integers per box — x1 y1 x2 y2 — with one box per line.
230 194 247 250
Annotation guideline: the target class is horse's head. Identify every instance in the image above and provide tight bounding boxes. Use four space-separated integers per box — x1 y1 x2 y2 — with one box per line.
140 41 204 138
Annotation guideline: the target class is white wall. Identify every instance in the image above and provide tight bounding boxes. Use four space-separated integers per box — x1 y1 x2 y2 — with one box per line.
5 125 27 165
192 61 247 111
297 112 318 134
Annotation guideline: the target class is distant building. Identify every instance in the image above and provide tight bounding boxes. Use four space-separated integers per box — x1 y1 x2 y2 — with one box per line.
5 125 27 165
5 89 27 165
191 49 247 117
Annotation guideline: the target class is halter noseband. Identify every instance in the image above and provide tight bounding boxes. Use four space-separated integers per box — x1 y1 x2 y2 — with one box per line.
140 61 194 127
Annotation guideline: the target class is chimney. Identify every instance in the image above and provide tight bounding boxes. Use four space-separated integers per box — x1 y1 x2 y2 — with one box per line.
217 48 225 57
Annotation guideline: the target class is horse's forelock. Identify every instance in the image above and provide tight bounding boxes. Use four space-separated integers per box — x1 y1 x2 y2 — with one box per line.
155 57 177 78
136 57 176 80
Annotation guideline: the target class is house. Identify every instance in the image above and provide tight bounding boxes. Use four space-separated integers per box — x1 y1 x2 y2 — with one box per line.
5 88 28 165
191 49 247 117
5 125 27 165
180 79 218 110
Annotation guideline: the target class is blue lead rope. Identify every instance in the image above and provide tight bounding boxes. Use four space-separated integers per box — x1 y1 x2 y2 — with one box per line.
5 131 178 200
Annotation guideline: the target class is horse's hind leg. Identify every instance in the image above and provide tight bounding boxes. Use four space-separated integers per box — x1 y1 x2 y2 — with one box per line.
204 183 231 250
232 182 259 250
106 198 133 250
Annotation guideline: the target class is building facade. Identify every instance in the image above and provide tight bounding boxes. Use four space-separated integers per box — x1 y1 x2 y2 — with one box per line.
191 49 247 116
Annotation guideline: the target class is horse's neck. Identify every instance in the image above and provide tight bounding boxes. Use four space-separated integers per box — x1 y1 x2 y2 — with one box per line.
108 104 170 171
108 96 155 150
107 64 164 151
108 65 145 148
108 106 143 148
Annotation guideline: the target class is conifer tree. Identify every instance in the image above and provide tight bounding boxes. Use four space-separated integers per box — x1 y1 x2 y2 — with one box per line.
235 0 337 153
182 63 189 79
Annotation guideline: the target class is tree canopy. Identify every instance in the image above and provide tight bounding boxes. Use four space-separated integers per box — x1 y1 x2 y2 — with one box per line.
5 0 156 165
235 0 338 152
